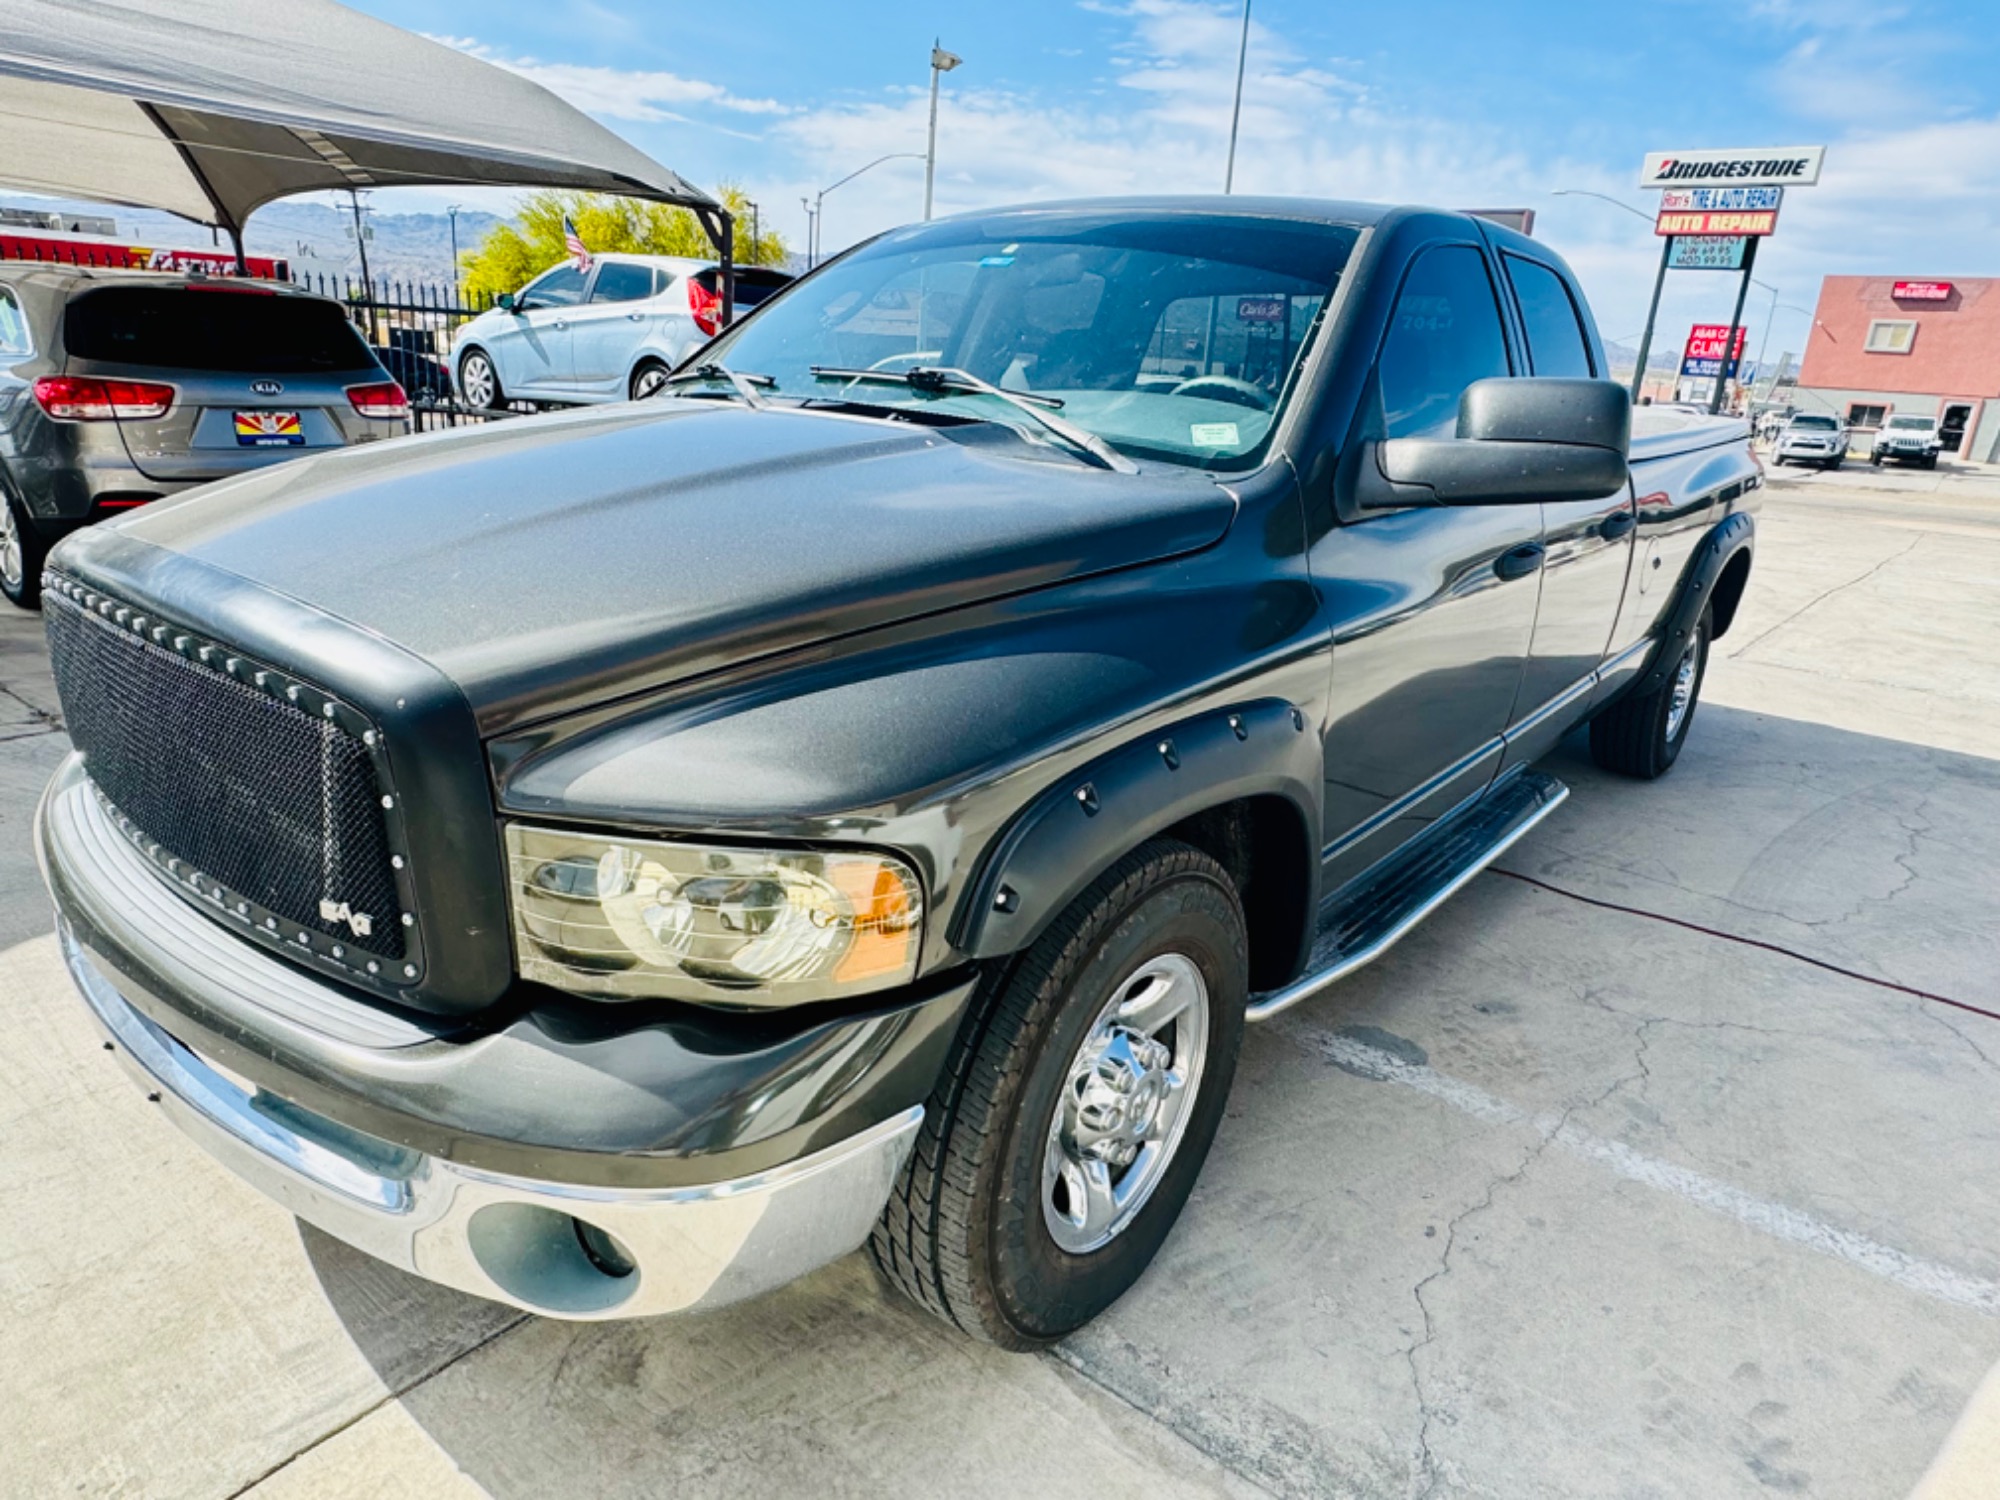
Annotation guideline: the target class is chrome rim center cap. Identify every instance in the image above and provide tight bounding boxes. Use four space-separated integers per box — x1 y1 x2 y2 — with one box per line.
1069 1030 1173 1165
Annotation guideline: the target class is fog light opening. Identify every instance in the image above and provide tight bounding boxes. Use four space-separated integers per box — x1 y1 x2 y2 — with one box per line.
465 1202 641 1315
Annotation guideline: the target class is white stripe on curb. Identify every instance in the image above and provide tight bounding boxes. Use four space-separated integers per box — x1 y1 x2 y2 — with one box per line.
1296 1026 2000 1317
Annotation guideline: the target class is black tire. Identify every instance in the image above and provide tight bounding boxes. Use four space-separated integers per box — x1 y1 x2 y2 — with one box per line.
629 360 670 402
872 838 1247 1348
1871 452 1883 466
1590 606 1711 779
1924 454 1939 470
457 348 505 411
0 488 45 611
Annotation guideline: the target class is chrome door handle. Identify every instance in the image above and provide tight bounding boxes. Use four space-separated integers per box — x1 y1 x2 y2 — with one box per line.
1600 511 1637 541
552 319 568 330
626 312 645 321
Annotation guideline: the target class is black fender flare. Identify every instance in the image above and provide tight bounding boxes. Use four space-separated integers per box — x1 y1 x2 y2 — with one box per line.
951 698 1323 968
1630 511 1755 698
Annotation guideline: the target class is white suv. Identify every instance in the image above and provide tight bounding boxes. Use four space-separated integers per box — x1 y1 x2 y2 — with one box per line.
1772 412 1848 469
453 255 792 409
1870 413 1943 469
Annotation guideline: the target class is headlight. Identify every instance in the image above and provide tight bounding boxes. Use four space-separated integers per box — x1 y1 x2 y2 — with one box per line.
506 824 923 1007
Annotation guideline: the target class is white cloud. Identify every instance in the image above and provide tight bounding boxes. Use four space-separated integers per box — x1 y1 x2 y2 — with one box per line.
432 36 791 122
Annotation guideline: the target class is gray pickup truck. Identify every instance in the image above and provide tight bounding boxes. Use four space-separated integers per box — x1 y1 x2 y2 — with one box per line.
36 198 1757 1348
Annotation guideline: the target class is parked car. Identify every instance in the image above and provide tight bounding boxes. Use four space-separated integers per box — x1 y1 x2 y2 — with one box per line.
38 199 1757 1348
1771 411 1848 468
1870 412 1943 468
452 255 792 409
0 267 407 609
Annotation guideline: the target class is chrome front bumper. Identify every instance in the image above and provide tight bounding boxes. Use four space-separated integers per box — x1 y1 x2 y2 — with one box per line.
39 761 927 1320
61 930 921 1319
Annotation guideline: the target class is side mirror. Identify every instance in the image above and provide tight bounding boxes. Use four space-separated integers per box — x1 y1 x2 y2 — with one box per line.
1358 377 1631 508
497 292 518 313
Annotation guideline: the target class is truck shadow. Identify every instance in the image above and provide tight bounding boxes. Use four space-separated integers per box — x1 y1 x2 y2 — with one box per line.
303 701 2000 1498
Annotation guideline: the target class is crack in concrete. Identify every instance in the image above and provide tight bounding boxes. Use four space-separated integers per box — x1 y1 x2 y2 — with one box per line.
218 1312 532 1499
1401 1037 1650 1499
1727 533 1923 661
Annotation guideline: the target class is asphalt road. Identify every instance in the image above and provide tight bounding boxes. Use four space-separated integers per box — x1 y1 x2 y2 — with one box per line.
3 477 1999 1499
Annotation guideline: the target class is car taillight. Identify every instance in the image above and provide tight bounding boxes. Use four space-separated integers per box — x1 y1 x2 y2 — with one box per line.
687 278 722 338
346 381 409 419
32 376 175 421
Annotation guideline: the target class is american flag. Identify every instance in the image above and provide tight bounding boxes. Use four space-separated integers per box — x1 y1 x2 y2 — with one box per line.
563 214 592 273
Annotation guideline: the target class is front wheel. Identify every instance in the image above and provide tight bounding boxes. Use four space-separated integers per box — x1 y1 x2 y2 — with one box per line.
1589 607 1711 779
0 489 45 610
872 839 1247 1347
1871 452 1883 466
457 349 504 411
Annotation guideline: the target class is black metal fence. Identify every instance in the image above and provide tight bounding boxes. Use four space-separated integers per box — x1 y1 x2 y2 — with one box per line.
292 273 542 434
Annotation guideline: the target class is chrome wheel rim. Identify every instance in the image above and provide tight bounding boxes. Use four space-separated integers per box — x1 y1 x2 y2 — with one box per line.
0 501 21 594
1042 952 1210 1255
1665 637 1700 740
633 365 668 399
461 354 494 408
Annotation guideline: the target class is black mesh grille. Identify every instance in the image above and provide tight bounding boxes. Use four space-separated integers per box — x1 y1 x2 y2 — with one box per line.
46 590 404 961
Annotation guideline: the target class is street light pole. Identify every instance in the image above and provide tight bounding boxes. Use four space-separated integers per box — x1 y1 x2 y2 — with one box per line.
1224 0 1250 192
924 42 963 221
1552 190 1668 401
445 203 462 302
817 153 926 268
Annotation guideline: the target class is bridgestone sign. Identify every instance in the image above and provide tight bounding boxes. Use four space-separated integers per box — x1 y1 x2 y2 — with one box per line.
1639 146 1825 189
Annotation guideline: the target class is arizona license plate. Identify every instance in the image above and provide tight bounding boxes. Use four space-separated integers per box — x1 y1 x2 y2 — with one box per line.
234 410 304 447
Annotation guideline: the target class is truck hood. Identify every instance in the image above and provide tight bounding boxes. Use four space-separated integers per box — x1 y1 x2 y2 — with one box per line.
106 400 1236 732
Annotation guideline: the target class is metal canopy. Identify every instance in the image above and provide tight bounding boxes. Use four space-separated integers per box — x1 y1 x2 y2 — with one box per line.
0 0 731 264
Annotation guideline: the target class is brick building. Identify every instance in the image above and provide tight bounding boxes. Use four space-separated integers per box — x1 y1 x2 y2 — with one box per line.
1795 276 2000 461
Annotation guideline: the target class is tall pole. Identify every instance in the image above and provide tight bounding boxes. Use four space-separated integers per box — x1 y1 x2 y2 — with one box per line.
446 205 461 302
924 43 962 221
1630 235 1672 402
1751 280 1779 399
1709 236 1759 415
348 190 375 342
1224 0 1251 192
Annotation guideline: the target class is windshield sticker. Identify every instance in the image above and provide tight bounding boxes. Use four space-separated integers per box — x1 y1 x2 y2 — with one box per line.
979 255 1016 267
1190 422 1240 447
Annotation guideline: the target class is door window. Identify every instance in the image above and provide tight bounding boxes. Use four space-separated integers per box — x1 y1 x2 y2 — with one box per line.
518 265 586 310
589 262 656 304
1504 256 1594 378
1377 245 1513 439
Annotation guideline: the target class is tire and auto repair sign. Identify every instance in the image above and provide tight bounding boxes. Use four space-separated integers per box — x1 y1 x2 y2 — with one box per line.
1680 324 1748 378
1655 188 1783 237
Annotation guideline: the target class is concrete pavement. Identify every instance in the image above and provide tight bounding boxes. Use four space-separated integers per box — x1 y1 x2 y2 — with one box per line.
4 480 2000 1498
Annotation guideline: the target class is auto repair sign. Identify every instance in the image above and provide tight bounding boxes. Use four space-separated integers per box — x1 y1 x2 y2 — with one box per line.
1640 146 1825 189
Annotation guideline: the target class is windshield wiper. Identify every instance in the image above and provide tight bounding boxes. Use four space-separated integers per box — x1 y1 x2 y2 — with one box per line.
809 365 1137 474
658 364 774 409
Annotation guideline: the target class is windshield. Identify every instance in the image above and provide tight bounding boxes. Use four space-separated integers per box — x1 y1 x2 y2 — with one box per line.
1886 415 1936 430
1789 414 1838 430
696 212 1359 471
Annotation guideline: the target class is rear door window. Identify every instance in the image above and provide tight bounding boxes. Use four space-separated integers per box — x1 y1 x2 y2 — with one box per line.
1504 256 1595 378
588 263 655 304
63 287 375 374
1377 245 1513 439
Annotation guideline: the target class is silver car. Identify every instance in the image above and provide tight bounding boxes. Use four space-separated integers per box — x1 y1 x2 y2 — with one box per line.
0 267 407 610
452 255 792 409
1771 412 1848 469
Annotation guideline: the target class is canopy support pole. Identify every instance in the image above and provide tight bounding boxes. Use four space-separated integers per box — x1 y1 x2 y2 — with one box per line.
137 102 248 274
696 206 736 327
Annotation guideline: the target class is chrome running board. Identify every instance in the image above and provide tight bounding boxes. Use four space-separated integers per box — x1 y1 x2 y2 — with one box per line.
1246 770 1568 1023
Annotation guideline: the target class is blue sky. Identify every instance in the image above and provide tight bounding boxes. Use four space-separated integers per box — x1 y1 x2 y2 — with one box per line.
342 0 2000 362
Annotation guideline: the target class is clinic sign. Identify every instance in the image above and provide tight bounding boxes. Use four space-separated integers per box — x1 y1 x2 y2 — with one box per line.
1640 146 1825 188
1680 324 1748 379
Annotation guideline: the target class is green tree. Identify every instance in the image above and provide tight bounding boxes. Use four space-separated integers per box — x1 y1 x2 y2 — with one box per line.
460 187 787 300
